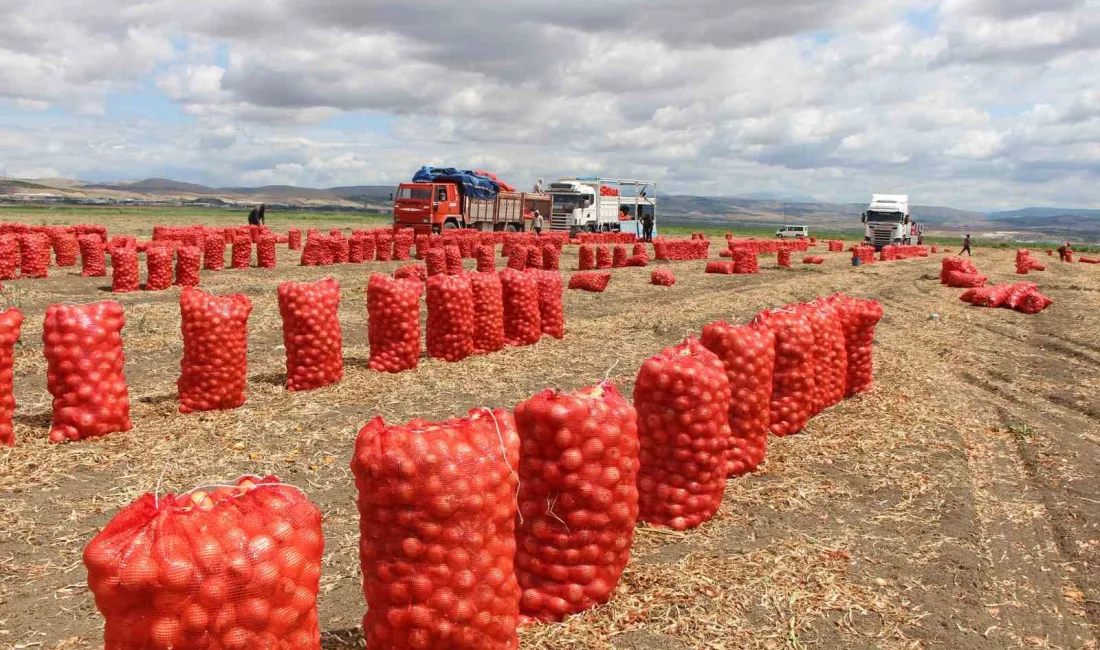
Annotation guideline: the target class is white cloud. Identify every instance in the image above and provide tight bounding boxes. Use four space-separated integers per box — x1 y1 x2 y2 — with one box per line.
0 0 1098 210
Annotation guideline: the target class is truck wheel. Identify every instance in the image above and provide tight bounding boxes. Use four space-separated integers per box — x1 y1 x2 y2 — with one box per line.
505 224 519 233
892 238 902 245
443 220 459 230
585 224 597 233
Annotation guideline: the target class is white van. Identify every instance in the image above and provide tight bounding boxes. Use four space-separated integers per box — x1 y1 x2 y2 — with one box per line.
776 225 809 239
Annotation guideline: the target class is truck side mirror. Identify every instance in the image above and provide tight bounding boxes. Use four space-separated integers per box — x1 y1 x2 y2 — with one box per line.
389 193 394 201
861 213 867 223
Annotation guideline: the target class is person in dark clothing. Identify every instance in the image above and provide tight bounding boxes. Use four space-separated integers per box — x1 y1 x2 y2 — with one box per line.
960 234 972 256
642 212 654 242
248 204 266 226
1057 241 1071 261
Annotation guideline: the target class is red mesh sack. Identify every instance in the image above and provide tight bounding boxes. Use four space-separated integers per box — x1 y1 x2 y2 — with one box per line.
611 245 628 268
299 235 326 267
1017 289 1052 315
471 272 505 355
445 245 463 275
348 236 366 264
701 321 775 477
414 235 431 261
1004 282 1038 311
330 232 350 264
392 233 413 262
578 245 596 270
358 235 376 263
542 245 561 271
706 261 735 275
111 247 140 293
477 245 496 272
0 308 23 447
376 233 394 262
802 301 848 414
54 233 79 267
394 264 427 282
733 249 760 274
174 246 202 288
533 270 564 339
425 249 447 277
426 274 475 362
20 234 50 278
596 246 612 269
635 338 730 530
278 278 343 391
367 274 423 373
943 269 986 288
651 268 675 286
203 233 225 271
631 243 649 261
231 237 251 270
351 410 521 650
0 236 19 280
501 268 541 347
43 301 132 443
257 235 277 269
83 476 324 650
145 247 174 291
506 247 528 271
526 246 543 270
80 235 107 277
831 294 883 397
568 272 611 292
513 383 639 622
289 228 302 251
178 288 253 414
777 249 792 268
754 309 815 437
968 283 1012 308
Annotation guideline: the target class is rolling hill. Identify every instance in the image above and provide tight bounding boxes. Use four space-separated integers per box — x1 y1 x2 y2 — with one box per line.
3 176 1098 239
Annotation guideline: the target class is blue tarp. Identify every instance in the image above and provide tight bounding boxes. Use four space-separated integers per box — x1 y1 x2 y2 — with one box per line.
411 167 501 201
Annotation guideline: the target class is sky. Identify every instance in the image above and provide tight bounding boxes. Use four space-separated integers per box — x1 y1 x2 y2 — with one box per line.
1 0 1098 211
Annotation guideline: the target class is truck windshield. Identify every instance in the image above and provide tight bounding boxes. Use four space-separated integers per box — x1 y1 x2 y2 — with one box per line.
552 194 581 212
397 187 431 201
866 211 903 223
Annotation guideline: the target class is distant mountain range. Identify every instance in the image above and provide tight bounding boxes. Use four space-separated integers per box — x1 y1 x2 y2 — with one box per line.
2 176 1098 239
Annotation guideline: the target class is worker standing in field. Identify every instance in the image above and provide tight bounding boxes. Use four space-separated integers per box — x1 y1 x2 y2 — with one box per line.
247 204 266 226
533 209 544 236
960 233 972 256
642 211 655 243
1057 241 1071 262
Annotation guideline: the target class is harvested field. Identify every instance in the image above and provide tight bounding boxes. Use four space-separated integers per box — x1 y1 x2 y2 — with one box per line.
1 215 1098 650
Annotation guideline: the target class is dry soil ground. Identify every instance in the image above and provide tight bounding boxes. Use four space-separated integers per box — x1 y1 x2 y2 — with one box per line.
0 216 1098 650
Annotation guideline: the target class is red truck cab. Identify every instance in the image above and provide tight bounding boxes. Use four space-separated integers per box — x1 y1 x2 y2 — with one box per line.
393 182 462 233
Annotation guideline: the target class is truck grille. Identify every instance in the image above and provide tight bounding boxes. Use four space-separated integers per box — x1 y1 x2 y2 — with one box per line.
550 215 570 231
871 230 894 246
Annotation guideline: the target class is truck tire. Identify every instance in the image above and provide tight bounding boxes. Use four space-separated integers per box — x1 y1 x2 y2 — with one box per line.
893 238 902 245
585 224 597 234
443 220 460 230
505 224 520 233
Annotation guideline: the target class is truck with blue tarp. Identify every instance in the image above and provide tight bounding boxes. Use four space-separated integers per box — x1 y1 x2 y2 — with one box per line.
392 166 550 234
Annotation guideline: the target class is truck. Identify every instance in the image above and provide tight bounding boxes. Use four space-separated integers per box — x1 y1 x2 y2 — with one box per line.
547 177 657 236
392 167 550 234
862 194 923 250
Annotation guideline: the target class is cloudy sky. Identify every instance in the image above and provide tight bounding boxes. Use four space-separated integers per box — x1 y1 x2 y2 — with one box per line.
1 0 1098 210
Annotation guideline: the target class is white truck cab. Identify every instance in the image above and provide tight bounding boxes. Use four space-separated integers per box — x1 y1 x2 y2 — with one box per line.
776 225 809 239
548 177 657 235
862 193 923 250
